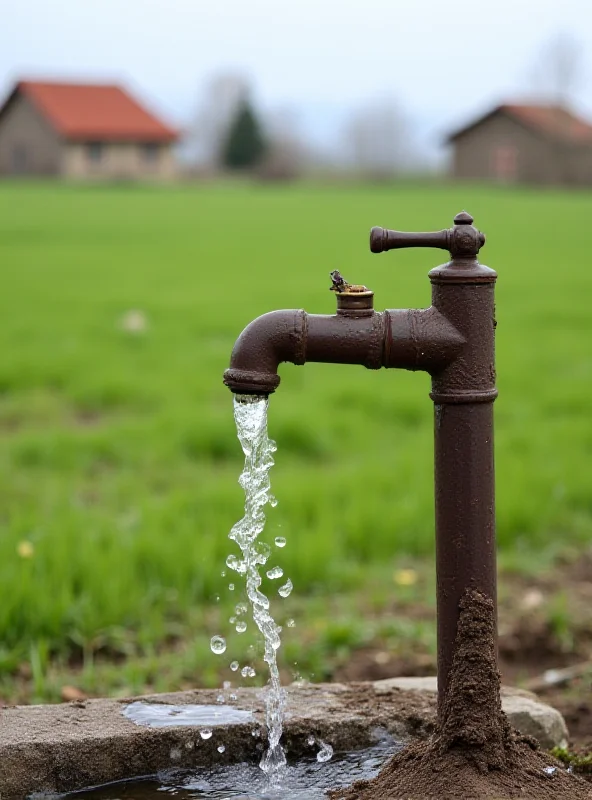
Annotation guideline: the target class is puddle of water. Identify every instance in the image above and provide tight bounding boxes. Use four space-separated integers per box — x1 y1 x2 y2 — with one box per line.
63 738 401 799
122 703 254 728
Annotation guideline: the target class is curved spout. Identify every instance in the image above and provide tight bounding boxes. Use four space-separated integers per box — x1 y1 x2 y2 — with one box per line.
223 310 307 394
223 307 465 394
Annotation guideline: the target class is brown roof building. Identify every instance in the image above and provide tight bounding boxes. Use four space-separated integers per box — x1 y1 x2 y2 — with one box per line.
448 103 592 186
0 80 179 179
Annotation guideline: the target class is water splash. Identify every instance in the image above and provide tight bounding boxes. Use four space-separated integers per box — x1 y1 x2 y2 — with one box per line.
316 739 334 763
70 736 403 799
226 394 288 786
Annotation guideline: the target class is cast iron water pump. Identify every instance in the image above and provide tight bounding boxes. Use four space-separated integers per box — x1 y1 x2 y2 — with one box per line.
224 212 497 713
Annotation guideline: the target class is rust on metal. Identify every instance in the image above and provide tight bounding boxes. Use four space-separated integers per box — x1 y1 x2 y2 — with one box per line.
223 211 497 720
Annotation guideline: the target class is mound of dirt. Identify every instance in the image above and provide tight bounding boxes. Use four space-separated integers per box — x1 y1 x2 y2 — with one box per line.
329 590 591 799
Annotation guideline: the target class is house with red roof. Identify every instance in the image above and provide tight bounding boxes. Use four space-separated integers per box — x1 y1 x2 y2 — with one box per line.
448 103 592 186
0 80 179 179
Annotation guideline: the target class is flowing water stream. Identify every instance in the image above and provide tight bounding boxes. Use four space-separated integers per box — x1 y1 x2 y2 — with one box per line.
215 395 288 786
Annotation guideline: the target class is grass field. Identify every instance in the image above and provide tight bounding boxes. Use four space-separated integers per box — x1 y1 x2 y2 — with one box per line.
0 180 591 702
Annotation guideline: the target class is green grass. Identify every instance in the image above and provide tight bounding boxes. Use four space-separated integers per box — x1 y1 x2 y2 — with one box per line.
0 180 591 699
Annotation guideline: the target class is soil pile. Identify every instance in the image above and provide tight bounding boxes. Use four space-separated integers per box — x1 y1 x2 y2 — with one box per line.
329 590 591 799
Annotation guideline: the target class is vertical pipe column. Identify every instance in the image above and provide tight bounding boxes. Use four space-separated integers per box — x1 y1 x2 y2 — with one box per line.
429 265 498 717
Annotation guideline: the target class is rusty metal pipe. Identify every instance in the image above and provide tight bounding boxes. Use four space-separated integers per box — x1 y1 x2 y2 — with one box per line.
223 305 465 394
223 211 497 722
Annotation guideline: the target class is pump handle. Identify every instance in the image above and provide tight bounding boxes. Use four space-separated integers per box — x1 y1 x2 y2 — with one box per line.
370 211 485 259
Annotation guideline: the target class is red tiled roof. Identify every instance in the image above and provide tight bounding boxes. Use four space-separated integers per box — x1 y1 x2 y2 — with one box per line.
448 103 592 145
501 104 592 144
11 80 178 143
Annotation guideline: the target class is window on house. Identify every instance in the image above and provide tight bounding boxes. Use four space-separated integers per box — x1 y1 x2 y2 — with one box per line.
492 145 518 182
87 142 104 164
141 143 160 163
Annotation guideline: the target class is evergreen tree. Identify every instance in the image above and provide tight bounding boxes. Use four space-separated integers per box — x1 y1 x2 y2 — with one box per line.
222 99 267 170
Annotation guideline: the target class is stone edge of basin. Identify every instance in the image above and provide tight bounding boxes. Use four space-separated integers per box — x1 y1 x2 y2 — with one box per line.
0 678 568 799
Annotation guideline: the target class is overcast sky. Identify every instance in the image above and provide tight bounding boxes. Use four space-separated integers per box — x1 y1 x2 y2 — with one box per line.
2 0 591 153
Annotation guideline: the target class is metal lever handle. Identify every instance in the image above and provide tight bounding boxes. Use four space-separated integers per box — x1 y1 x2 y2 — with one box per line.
370 211 485 259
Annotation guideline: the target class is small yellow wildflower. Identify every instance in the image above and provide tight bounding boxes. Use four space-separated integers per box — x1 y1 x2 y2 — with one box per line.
394 568 417 586
17 541 35 559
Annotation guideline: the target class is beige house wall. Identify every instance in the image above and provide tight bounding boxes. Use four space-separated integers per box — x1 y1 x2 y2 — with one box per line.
0 93 177 179
566 146 592 186
0 94 62 175
62 141 176 180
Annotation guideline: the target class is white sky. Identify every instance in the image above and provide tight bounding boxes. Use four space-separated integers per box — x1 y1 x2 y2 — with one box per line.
2 0 592 153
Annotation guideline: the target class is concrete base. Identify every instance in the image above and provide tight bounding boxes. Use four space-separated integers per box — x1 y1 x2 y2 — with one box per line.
0 679 569 799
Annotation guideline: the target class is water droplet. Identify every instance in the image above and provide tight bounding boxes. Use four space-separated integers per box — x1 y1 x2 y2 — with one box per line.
543 766 557 776
269 495 278 507
200 729 213 740
229 583 235 591
217 744 226 753
317 740 334 763
307 735 315 746
236 602 248 615
223 680 232 689
236 620 247 633
214 595 220 602
287 619 296 627
185 740 195 750
229 616 237 624
230 693 238 701
216 694 225 704
210 635 227 655
267 566 284 580
278 579 293 598
241 666 256 678
275 536 287 548
221 570 226 577
252 728 261 737
230 661 239 672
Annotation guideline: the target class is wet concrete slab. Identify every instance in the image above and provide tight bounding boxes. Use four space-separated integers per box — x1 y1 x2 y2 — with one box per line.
0 680 569 799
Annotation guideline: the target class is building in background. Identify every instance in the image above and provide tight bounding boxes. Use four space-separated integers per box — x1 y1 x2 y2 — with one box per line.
0 80 178 179
448 103 592 186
